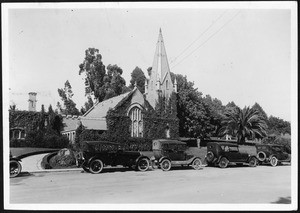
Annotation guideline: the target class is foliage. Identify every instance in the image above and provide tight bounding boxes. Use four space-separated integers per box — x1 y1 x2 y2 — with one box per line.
49 149 77 168
9 110 68 148
57 80 80 115
267 116 291 135
219 106 268 144
261 135 291 154
129 66 146 93
80 95 94 115
251 102 268 122
174 74 212 139
79 48 127 102
143 92 179 139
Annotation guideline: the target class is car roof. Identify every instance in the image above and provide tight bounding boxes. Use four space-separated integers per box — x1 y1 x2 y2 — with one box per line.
153 139 186 145
207 142 238 146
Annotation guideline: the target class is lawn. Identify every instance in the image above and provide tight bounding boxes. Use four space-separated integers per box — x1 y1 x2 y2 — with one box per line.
10 147 60 159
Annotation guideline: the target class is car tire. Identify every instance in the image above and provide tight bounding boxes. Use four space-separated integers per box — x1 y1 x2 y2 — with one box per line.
160 159 171 171
10 160 22 178
206 151 214 163
270 156 278 167
89 159 104 174
248 157 257 167
136 158 150 172
218 157 228 168
191 158 202 170
257 151 266 162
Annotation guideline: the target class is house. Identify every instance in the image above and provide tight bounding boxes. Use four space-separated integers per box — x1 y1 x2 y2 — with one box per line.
62 28 179 143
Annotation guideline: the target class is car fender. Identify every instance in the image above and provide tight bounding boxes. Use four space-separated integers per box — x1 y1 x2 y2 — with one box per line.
187 156 200 164
10 157 22 162
158 156 171 163
86 156 102 166
135 155 150 164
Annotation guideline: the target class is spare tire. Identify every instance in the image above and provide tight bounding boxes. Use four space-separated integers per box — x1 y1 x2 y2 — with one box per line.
206 151 214 162
257 151 266 162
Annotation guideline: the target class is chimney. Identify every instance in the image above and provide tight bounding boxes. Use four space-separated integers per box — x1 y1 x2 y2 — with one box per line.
28 92 37 111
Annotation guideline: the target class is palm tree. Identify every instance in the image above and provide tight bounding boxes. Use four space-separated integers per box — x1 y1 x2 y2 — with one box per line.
219 106 267 144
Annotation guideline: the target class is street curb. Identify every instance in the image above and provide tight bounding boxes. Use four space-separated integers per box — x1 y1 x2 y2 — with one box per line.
27 168 83 174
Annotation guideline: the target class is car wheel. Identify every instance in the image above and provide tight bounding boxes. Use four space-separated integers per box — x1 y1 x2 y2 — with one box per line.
206 151 214 163
160 159 171 171
270 156 278 167
191 158 202 170
89 159 104 174
10 160 22 178
257 151 266 162
136 158 150 172
218 157 228 168
248 157 257 167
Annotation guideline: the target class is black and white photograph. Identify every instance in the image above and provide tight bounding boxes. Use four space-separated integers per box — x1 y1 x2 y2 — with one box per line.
2 2 297 211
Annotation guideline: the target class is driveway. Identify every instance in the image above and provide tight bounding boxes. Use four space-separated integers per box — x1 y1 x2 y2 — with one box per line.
19 153 48 172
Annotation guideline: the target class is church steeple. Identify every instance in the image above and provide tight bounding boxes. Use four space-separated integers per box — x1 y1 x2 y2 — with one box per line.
145 28 175 109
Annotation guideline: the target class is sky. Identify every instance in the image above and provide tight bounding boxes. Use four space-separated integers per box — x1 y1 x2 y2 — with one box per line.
4 2 296 122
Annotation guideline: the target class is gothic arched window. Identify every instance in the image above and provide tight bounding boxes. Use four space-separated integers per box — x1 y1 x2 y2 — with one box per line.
166 80 169 90
129 107 143 137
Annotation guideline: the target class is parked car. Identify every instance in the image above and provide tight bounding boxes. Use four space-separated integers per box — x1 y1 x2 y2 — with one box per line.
77 141 150 174
151 139 203 171
205 142 257 168
10 151 22 178
256 144 291 166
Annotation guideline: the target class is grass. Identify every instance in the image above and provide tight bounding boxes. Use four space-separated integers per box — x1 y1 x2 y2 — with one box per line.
10 147 60 159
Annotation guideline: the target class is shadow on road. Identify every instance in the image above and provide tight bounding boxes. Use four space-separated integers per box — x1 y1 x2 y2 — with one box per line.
271 196 291 204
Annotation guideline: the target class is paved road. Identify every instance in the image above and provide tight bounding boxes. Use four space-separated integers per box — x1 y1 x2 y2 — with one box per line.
10 164 291 205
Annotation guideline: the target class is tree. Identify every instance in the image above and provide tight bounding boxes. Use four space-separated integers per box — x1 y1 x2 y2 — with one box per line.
251 102 268 122
267 116 291 135
57 80 80 115
79 48 106 100
106 64 127 99
202 95 225 137
175 74 213 139
129 66 146 93
39 104 46 131
219 106 268 144
79 48 127 102
80 95 94 115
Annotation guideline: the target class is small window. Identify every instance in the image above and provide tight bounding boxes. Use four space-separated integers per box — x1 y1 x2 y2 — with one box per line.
166 80 169 90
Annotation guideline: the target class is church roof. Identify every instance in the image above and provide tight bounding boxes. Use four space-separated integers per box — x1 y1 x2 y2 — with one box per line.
83 91 132 118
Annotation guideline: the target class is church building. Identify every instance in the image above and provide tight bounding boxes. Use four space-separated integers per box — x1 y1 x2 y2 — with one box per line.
62 29 179 144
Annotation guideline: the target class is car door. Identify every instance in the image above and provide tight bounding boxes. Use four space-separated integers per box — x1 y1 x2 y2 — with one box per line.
228 146 242 162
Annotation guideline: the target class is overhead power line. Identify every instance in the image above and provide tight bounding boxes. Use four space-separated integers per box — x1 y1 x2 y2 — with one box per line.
170 9 228 64
171 10 241 70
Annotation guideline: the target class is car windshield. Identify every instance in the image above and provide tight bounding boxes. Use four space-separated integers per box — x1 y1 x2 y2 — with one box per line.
229 146 238 152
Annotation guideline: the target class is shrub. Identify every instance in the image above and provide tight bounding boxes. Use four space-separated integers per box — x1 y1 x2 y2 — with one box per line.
41 152 57 169
49 149 77 168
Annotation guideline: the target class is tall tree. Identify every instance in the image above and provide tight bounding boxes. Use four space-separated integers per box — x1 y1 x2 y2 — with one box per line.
79 48 127 102
79 48 106 101
252 102 268 122
219 106 268 144
129 66 146 93
175 74 213 139
57 80 80 115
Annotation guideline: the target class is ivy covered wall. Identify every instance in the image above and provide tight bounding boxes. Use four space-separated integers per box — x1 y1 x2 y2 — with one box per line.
76 91 179 151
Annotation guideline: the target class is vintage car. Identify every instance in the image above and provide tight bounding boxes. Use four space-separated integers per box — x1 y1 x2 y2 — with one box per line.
10 151 22 178
205 142 257 168
256 144 291 166
151 139 203 171
77 141 150 174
